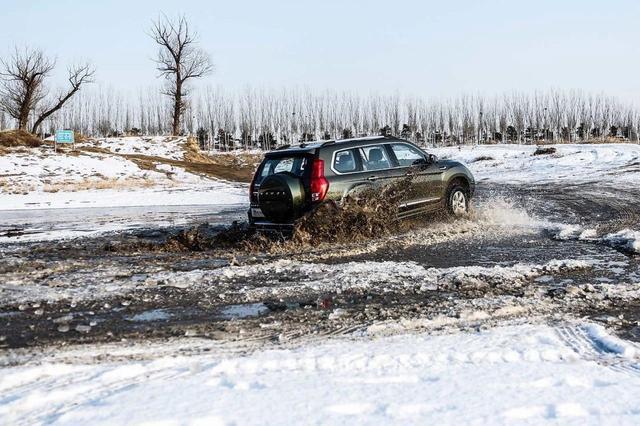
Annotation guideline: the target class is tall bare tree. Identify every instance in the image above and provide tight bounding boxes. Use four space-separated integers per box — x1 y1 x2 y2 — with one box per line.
150 15 213 136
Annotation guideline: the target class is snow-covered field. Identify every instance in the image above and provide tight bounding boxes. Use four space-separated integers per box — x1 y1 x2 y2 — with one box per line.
0 139 245 211
2 323 640 425
78 136 187 161
434 143 640 184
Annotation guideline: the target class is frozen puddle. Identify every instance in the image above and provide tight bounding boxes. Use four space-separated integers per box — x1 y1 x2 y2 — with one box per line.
127 309 172 322
218 303 270 320
1 323 640 425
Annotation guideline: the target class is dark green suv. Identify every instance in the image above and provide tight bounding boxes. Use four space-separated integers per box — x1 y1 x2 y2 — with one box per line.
248 136 475 229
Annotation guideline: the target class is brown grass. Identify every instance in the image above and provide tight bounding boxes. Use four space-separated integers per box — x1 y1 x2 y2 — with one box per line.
0 130 42 148
182 137 261 182
43 178 157 193
80 138 260 183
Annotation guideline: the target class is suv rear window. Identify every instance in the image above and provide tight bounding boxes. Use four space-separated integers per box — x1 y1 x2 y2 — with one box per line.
256 156 308 184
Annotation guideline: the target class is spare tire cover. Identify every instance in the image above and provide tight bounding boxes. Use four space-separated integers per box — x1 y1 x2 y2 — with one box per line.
258 173 305 223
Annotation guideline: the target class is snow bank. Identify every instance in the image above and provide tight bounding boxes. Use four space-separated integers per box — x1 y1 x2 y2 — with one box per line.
583 324 639 359
602 229 640 254
1 323 639 424
549 224 640 255
0 257 592 308
433 143 640 184
142 258 592 305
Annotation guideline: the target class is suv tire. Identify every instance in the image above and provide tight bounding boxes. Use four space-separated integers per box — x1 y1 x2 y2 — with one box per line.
445 183 469 216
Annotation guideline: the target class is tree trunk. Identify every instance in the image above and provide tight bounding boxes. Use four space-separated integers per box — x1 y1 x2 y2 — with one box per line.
172 76 183 136
18 99 31 131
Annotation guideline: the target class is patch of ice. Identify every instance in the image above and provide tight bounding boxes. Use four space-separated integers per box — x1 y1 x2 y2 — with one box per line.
128 309 172 322
219 303 269 320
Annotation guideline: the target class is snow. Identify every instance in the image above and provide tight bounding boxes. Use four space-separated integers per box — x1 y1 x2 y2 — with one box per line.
602 229 640 254
0 183 245 211
433 143 640 184
2 323 640 425
548 224 640 255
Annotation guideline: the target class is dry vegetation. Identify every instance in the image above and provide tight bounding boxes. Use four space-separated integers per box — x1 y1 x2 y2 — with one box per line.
43 178 158 193
0 130 42 148
77 137 259 182
182 137 260 182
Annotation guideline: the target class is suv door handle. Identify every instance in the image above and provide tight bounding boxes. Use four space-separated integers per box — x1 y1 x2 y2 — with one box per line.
367 176 378 181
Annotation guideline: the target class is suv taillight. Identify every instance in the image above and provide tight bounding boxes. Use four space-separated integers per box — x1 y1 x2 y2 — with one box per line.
310 159 329 202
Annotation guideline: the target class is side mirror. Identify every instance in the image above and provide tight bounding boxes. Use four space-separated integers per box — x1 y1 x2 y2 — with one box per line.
427 154 438 164
411 158 428 166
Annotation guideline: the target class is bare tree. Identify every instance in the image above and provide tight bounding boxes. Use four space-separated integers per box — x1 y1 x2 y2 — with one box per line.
0 47 94 134
150 15 213 136
0 47 54 131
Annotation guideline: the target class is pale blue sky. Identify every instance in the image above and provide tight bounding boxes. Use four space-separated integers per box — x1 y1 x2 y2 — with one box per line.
2 0 639 101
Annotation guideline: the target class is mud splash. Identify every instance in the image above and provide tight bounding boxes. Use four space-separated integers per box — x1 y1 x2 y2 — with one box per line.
116 176 416 254
290 180 409 246
118 181 543 257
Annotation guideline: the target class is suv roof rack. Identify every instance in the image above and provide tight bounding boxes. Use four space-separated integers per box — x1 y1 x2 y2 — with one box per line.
320 140 336 147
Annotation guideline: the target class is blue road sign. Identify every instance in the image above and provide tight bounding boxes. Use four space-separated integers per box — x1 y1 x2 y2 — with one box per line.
55 130 75 144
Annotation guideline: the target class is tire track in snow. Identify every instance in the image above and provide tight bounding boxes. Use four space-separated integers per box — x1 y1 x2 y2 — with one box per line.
554 324 640 376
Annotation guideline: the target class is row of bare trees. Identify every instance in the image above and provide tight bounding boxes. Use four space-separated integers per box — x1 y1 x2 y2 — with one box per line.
1 14 639 148
26 87 640 149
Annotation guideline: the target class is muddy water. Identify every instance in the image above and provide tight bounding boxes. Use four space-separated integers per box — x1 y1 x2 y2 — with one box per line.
1 182 639 352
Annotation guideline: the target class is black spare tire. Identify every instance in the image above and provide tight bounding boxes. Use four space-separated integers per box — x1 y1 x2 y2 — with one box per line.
258 173 306 223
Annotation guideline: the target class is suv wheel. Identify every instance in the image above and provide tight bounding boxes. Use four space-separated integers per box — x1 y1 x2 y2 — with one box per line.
446 184 469 216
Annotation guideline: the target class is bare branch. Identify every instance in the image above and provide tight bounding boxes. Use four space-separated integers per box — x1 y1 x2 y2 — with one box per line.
31 62 95 133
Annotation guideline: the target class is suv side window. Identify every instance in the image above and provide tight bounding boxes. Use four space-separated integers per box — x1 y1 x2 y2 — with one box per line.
390 143 425 167
333 149 358 173
359 145 391 171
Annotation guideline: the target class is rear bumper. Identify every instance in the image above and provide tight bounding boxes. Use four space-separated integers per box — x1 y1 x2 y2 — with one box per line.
248 209 295 233
251 221 295 232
